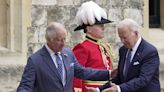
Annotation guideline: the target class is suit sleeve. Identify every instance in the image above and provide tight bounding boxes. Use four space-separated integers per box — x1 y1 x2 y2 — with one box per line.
72 44 89 92
73 55 110 81
98 47 122 91
99 82 111 91
119 49 160 92
111 48 122 84
17 58 36 92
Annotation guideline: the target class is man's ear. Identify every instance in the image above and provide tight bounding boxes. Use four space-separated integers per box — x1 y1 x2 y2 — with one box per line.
134 31 139 36
86 26 91 33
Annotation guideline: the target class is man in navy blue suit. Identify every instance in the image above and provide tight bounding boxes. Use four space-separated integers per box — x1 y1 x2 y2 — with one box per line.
87 18 160 92
17 22 112 92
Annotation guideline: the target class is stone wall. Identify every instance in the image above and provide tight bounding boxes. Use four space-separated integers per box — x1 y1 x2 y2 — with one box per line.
29 0 144 58
0 66 24 92
0 0 145 91
0 0 164 92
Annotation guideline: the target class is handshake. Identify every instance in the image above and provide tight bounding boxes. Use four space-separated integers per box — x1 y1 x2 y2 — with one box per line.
86 83 118 92
86 68 118 92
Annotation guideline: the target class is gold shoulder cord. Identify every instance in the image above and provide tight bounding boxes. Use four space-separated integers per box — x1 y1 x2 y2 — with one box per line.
74 88 82 92
99 41 115 70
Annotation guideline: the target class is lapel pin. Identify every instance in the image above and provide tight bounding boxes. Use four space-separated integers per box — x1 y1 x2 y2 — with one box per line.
133 61 139 65
63 54 68 57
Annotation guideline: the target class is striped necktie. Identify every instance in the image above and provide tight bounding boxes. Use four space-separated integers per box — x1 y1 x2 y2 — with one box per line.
55 53 63 81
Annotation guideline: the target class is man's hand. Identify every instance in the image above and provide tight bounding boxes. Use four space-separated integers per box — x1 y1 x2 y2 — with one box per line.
74 88 82 92
110 82 116 86
111 68 118 78
86 87 97 92
102 85 118 92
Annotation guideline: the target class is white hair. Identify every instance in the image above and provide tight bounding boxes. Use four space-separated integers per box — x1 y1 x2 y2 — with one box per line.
76 1 107 25
117 18 141 32
45 22 66 41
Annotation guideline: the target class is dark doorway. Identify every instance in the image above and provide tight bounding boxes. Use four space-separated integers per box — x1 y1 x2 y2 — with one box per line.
149 0 160 28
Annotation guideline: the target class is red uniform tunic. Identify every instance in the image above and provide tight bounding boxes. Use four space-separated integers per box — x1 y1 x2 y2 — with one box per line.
73 38 113 92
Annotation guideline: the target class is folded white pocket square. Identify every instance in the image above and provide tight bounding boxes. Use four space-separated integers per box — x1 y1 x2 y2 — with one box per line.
133 61 139 65
70 63 74 67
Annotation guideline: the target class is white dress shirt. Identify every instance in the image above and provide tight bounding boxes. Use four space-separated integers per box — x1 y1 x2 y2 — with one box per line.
45 44 66 85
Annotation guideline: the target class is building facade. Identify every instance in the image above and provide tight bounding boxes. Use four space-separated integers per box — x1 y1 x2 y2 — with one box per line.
0 0 163 91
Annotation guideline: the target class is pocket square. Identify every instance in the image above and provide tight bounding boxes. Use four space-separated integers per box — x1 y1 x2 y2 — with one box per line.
133 61 139 65
70 63 74 67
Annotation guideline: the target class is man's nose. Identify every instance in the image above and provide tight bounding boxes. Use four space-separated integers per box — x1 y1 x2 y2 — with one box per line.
61 40 66 45
101 26 105 31
121 39 125 43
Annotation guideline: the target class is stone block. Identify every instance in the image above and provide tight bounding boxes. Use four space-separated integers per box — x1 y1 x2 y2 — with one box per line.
124 9 143 26
32 6 47 26
94 0 108 6
109 0 124 7
47 6 71 24
57 0 80 6
32 0 57 6
108 8 123 23
125 0 143 8
0 65 24 92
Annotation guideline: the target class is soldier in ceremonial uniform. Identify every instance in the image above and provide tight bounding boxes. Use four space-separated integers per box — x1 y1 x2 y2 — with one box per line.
72 1 115 92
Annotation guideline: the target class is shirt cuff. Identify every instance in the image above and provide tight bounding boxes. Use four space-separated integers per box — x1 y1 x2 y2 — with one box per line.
109 70 111 79
117 85 121 92
96 88 100 92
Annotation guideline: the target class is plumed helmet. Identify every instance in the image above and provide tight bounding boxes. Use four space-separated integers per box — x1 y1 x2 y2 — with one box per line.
74 1 112 31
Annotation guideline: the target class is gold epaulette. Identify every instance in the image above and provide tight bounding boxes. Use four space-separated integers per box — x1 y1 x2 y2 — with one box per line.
99 42 115 69
74 88 82 92
83 80 108 86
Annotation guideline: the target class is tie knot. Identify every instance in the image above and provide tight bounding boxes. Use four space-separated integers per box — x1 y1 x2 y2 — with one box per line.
55 52 62 64
55 52 61 58
129 48 132 51
55 52 59 55
128 48 132 52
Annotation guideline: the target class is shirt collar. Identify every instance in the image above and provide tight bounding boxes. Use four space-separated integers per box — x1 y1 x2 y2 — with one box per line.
131 37 142 52
45 44 54 56
45 44 61 55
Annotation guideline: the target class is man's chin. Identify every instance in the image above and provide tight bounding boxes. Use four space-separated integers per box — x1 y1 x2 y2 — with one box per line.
58 48 63 51
124 45 130 48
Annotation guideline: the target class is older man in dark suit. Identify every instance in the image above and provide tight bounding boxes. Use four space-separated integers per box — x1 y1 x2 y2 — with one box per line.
17 22 112 92
87 18 160 92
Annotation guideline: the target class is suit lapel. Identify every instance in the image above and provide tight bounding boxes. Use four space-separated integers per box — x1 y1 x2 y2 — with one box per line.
126 39 144 77
41 46 62 82
61 51 70 85
119 48 128 81
131 39 144 65
120 39 145 81
130 51 141 66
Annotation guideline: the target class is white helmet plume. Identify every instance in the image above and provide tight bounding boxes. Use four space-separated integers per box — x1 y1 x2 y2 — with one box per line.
76 1 107 25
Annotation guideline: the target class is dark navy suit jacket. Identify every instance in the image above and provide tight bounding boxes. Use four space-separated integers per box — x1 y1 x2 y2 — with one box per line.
100 39 160 92
17 46 110 92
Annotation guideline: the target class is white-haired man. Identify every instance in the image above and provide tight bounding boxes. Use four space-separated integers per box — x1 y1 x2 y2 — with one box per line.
73 1 116 92
17 22 114 92
87 18 160 92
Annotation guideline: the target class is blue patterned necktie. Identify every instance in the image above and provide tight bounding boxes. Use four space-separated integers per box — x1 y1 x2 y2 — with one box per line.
124 49 132 77
55 53 63 81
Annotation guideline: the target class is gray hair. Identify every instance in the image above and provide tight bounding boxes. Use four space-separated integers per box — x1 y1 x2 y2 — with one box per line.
117 18 141 32
45 22 66 41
